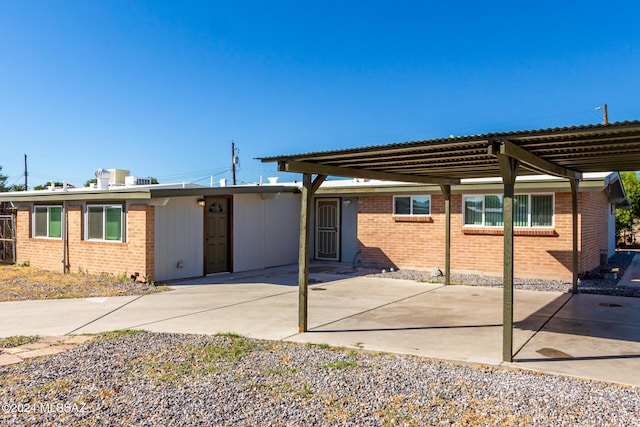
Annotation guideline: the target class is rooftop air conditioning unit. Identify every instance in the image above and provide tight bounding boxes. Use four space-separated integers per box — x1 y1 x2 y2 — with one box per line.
107 169 130 186
125 176 152 186
135 177 152 185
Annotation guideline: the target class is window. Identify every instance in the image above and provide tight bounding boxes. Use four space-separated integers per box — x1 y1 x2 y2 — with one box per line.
33 206 62 238
86 205 123 241
393 195 431 216
463 194 553 227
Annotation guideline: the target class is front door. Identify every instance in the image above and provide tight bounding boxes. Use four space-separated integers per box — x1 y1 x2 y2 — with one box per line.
205 197 230 274
315 198 340 261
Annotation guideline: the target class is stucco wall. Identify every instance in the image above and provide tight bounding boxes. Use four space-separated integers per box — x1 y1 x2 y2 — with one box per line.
233 193 300 272
154 197 204 281
340 198 359 265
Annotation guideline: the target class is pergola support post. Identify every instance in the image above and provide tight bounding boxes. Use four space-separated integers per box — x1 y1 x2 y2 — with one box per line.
440 185 451 285
571 178 580 294
298 173 326 332
498 155 519 363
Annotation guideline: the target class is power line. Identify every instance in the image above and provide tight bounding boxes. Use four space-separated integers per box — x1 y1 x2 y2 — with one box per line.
154 167 231 182
191 169 231 185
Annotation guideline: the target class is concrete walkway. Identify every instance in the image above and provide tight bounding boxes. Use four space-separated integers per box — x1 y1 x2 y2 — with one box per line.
0 335 94 366
1 263 640 387
618 250 640 288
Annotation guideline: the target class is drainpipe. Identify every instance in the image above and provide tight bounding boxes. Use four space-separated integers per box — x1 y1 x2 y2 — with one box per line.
61 201 67 274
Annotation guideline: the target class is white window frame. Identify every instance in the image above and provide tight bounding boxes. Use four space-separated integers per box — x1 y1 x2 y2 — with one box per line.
462 193 554 228
32 205 62 239
85 204 125 242
393 195 431 216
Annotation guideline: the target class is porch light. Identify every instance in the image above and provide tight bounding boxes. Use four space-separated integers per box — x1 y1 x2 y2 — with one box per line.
197 199 206 207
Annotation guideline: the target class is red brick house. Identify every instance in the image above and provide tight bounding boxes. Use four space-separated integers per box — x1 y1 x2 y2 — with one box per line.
312 172 628 281
0 178 301 282
0 170 628 283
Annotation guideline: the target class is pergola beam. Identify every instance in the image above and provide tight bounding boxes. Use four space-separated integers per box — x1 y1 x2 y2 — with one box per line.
278 160 459 186
489 139 582 180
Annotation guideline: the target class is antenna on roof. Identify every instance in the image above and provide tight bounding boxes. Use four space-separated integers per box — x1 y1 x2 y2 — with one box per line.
595 104 608 124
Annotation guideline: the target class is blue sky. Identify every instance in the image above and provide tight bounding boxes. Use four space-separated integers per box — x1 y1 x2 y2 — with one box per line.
1 1 639 188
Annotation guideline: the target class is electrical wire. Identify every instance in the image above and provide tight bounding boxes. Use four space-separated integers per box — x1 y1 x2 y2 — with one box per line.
153 167 231 182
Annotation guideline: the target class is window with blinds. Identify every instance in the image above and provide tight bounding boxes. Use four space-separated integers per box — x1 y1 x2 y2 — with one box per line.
463 194 553 228
33 206 62 238
86 205 123 241
393 195 431 216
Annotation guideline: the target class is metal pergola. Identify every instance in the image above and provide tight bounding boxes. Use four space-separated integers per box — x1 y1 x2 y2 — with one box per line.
261 120 640 362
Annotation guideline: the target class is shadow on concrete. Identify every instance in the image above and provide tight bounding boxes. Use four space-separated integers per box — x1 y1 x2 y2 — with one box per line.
513 292 640 365
516 353 640 363
310 323 503 333
515 293 640 344
513 293 571 331
166 262 363 287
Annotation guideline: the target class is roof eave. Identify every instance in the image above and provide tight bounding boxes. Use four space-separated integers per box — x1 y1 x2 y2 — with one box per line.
0 185 301 203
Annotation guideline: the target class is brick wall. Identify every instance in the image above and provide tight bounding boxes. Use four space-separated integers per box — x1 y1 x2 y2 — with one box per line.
357 195 447 270
16 207 64 271
579 191 609 273
357 191 609 281
16 204 155 281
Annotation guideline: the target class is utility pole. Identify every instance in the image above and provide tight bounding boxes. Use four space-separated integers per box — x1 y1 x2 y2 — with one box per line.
231 141 239 185
24 154 28 191
596 104 609 124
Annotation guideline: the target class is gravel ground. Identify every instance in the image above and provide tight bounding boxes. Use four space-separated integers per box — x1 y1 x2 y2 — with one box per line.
0 265 168 302
363 251 640 297
1 332 639 426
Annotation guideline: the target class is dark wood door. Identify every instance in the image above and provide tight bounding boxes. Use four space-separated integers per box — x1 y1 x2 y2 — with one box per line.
205 197 229 274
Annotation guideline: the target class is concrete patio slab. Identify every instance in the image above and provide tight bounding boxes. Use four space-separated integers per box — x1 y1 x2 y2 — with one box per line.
510 318 640 386
0 295 140 337
73 277 438 340
71 283 298 335
289 285 570 365
511 293 640 385
1 264 639 386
